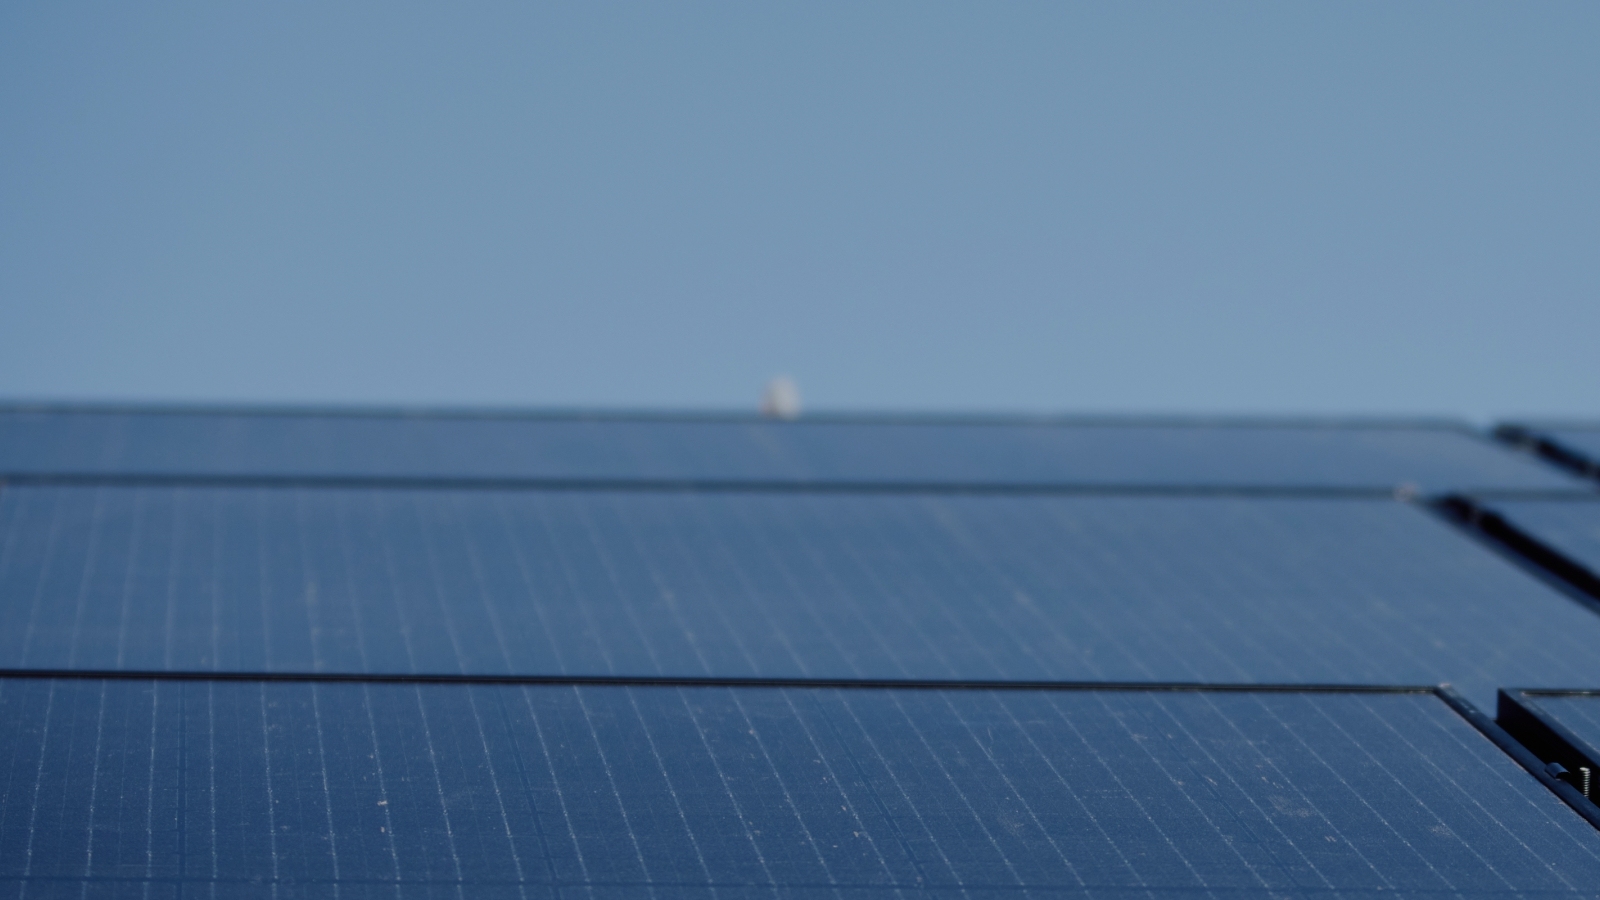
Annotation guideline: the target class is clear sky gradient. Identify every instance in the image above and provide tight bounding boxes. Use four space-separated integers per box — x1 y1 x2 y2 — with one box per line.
2 3 1596 419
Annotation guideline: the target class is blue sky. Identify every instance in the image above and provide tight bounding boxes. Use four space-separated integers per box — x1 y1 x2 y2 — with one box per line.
2 2 1596 419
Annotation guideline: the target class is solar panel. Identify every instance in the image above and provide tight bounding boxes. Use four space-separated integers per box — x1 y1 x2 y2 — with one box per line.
5 485 1600 708
1516 693 1600 761
3 679 1598 897
1507 423 1600 476
1485 498 1600 580
0 406 1580 491
1493 689 1600 816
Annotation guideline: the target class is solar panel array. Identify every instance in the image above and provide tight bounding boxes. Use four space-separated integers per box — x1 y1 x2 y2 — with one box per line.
3 405 1600 899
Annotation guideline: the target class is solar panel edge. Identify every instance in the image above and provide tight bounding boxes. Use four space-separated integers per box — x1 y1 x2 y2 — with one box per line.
0 470 1424 497
0 669 1458 691
1494 423 1600 484
1499 690 1600 808
1431 495 1600 620
1 405 1582 492
0 400 1492 431
1439 685 1600 830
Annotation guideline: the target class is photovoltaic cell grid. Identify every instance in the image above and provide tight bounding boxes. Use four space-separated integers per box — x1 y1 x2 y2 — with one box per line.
3 681 1600 899
5 487 1600 708
0 407 1582 492
6 409 1600 899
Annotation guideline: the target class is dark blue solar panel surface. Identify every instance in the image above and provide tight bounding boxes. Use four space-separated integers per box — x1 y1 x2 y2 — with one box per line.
1529 694 1600 758
3 681 1599 898
0 407 1580 491
4 485 1600 708
1493 498 1600 576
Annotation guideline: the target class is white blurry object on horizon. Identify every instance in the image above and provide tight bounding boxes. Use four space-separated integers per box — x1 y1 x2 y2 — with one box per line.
759 376 801 420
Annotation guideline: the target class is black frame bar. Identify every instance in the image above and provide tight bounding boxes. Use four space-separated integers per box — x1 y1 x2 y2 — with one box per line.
1431 494 1600 618
1495 424 1600 483
1497 688 1600 825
